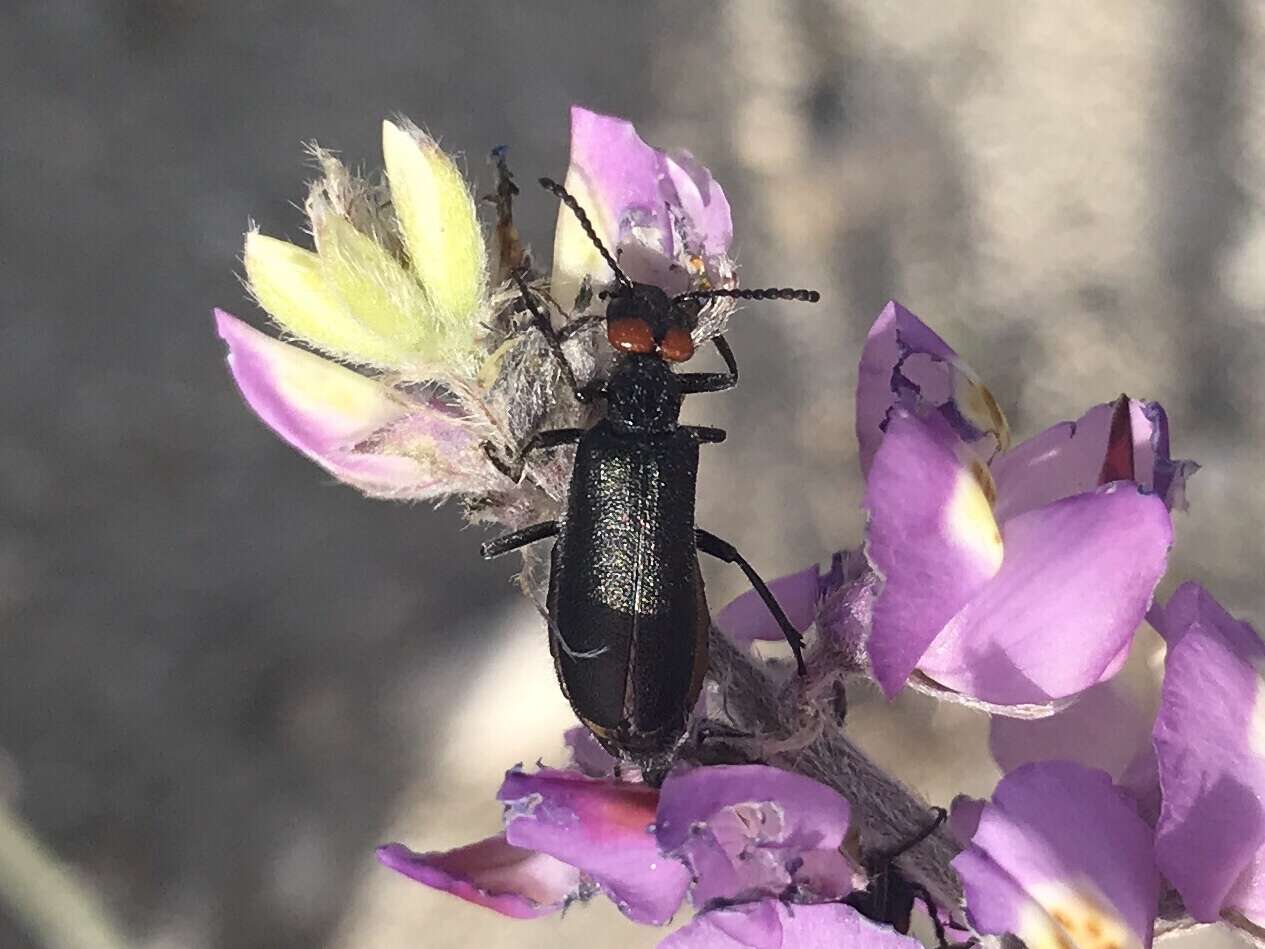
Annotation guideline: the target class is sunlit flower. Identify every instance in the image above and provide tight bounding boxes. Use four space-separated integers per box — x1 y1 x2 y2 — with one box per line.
1152 582 1265 926
862 302 1187 704
380 766 688 924
655 764 857 908
717 302 1191 707
549 107 733 309
380 759 888 937
952 761 1160 949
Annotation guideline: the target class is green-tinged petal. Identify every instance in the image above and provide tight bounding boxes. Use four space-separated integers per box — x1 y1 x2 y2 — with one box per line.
308 194 442 360
244 230 411 368
381 118 487 331
549 171 615 310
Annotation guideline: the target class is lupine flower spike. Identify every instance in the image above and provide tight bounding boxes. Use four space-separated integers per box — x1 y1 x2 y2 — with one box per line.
218 106 1265 949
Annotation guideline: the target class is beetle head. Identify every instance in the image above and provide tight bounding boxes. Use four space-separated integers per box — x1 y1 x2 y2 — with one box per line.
603 282 699 363
538 176 820 367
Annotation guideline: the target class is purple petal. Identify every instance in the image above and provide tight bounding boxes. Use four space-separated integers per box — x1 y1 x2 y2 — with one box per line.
567 106 672 260
855 301 1007 478
498 768 689 924
948 795 984 846
659 900 922 949
1153 583 1265 924
216 310 482 498
989 680 1155 783
663 148 733 258
864 409 1005 697
992 397 1196 522
1138 400 1199 511
564 726 618 778
917 483 1171 704
714 564 822 648
552 107 733 300
952 761 1159 948
717 552 873 652
656 765 854 906
376 835 578 919
816 550 880 662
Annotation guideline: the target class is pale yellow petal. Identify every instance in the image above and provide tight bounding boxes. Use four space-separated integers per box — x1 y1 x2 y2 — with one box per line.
244 230 410 368
381 119 488 331
309 195 445 362
946 460 1005 575
1023 880 1142 949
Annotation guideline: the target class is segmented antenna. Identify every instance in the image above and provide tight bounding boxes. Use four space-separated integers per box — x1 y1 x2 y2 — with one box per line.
676 287 821 304
538 177 633 289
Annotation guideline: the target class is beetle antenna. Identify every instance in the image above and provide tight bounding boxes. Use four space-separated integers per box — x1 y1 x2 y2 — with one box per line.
675 286 821 304
538 177 634 290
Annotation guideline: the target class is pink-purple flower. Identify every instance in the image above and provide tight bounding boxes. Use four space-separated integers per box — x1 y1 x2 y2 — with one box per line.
377 836 579 920
1153 582 1265 926
550 106 734 308
966 582 1265 942
862 303 1185 704
655 765 857 908
720 301 1193 709
217 102 1265 949
378 760 926 945
379 766 688 925
952 761 1160 948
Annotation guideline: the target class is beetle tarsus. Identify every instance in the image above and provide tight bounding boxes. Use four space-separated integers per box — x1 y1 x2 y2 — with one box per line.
683 425 727 445
875 806 946 862
677 335 739 394
484 428 586 485
844 805 953 943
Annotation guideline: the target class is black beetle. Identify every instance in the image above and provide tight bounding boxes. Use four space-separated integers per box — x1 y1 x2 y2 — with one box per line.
482 177 819 783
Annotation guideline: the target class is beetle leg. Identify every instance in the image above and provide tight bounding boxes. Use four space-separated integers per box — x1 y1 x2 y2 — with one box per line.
509 270 599 403
481 519 559 559
694 528 807 675
871 807 947 862
677 335 738 395
482 428 585 483
683 425 727 445
556 312 604 342
903 879 964 949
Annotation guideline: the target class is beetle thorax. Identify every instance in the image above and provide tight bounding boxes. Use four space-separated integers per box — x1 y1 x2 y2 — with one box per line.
605 355 683 435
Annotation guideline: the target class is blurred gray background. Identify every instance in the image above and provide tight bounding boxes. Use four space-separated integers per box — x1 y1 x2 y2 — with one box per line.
1 2 1261 947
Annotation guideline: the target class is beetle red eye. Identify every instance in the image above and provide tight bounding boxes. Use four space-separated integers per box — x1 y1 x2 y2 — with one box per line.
658 326 696 363
608 317 656 354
